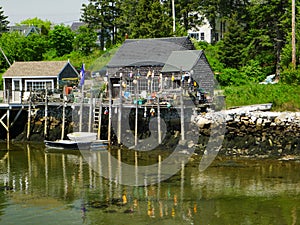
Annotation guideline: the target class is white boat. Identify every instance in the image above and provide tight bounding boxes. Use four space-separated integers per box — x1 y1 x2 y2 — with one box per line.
67 132 97 142
44 140 92 150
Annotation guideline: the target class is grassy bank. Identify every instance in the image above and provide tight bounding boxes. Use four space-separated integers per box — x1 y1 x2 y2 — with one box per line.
223 83 300 111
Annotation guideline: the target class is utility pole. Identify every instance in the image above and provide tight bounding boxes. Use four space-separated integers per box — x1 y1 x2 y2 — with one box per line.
172 0 176 33
292 0 296 69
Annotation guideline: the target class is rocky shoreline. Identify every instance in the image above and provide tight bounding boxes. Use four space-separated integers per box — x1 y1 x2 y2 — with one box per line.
194 108 300 159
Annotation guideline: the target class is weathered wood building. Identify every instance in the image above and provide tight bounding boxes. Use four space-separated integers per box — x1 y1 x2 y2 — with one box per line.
2 60 79 103
106 36 215 102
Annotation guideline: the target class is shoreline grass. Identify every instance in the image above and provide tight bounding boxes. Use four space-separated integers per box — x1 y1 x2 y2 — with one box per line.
223 83 300 112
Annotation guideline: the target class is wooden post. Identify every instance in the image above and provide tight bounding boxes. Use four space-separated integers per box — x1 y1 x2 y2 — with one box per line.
6 108 10 150
108 81 112 145
117 80 122 145
61 94 66 140
79 86 84 132
97 93 103 140
180 87 185 141
157 94 162 144
44 88 48 138
134 80 138 146
88 88 93 132
27 90 31 140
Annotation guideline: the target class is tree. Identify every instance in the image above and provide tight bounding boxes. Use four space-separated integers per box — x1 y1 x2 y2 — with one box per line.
0 32 23 68
0 31 48 69
48 25 74 57
126 0 172 38
245 0 289 75
17 17 52 35
0 6 9 34
218 14 247 69
81 0 114 50
73 25 98 55
20 33 48 61
176 0 202 31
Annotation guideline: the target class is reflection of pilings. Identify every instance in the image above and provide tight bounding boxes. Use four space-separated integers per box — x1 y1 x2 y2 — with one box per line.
79 156 83 188
27 145 31 194
118 149 122 185
180 160 185 208
135 151 138 186
62 154 67 199
45 153 48 195
157 155 161 200
89 157 93 189
108 150 112 199
97 152 103 199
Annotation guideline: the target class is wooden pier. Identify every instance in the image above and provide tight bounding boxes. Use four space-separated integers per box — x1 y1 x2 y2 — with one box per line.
0 80 211 149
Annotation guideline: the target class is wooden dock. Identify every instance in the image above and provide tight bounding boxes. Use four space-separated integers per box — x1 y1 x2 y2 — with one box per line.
0 84 212 149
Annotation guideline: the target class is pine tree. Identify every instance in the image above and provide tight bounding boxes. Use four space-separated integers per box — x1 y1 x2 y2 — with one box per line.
81 0 116 50
0 6 9 34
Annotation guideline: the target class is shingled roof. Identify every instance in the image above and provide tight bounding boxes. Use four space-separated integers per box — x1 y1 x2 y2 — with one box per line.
107 36 195 67
161 50 203 72
2 61 74 78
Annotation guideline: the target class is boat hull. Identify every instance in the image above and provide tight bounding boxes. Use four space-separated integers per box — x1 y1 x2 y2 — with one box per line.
67 132 97 142
44 140 92 150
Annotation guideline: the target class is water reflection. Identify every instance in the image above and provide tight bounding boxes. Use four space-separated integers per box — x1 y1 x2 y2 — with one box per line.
0 143 299 224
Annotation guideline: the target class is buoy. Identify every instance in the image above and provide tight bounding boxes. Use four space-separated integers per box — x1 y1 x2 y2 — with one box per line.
150 108 155 116
104 108 109 115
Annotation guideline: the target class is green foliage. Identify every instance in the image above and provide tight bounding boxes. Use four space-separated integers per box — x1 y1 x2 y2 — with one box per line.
48 25 74 57
216 68 248 86
73 25 98 55
81 0 113 50
224 83 300 111
0 31 48 66
239 60 265 82
280 69 300 85
218 14 247 68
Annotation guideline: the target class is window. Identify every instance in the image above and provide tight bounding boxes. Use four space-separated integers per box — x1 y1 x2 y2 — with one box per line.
25 80 54 91
200 32 205 41
188 32 199 40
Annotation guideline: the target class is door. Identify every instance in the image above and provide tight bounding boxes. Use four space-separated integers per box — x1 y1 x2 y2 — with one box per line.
12 79 22 102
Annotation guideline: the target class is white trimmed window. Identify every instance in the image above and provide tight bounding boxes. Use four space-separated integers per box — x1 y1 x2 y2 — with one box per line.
25 80 54 91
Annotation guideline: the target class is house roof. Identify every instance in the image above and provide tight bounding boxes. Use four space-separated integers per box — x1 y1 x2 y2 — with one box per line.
9 25 41 37
161 50 203 72
107 36 195 67
2 61 74 78
70 22 85 31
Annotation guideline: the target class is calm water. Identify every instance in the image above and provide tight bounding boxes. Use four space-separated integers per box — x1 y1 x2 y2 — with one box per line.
0 143 300 225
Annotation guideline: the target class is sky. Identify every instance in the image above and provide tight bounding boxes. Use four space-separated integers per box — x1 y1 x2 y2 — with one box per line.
0 0 89 25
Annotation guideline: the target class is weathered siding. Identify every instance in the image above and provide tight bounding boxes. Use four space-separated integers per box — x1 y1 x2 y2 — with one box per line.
191 54 214 95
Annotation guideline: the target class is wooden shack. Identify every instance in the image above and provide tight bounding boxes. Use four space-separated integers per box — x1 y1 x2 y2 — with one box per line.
2 60 79 103
105 36 215 104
